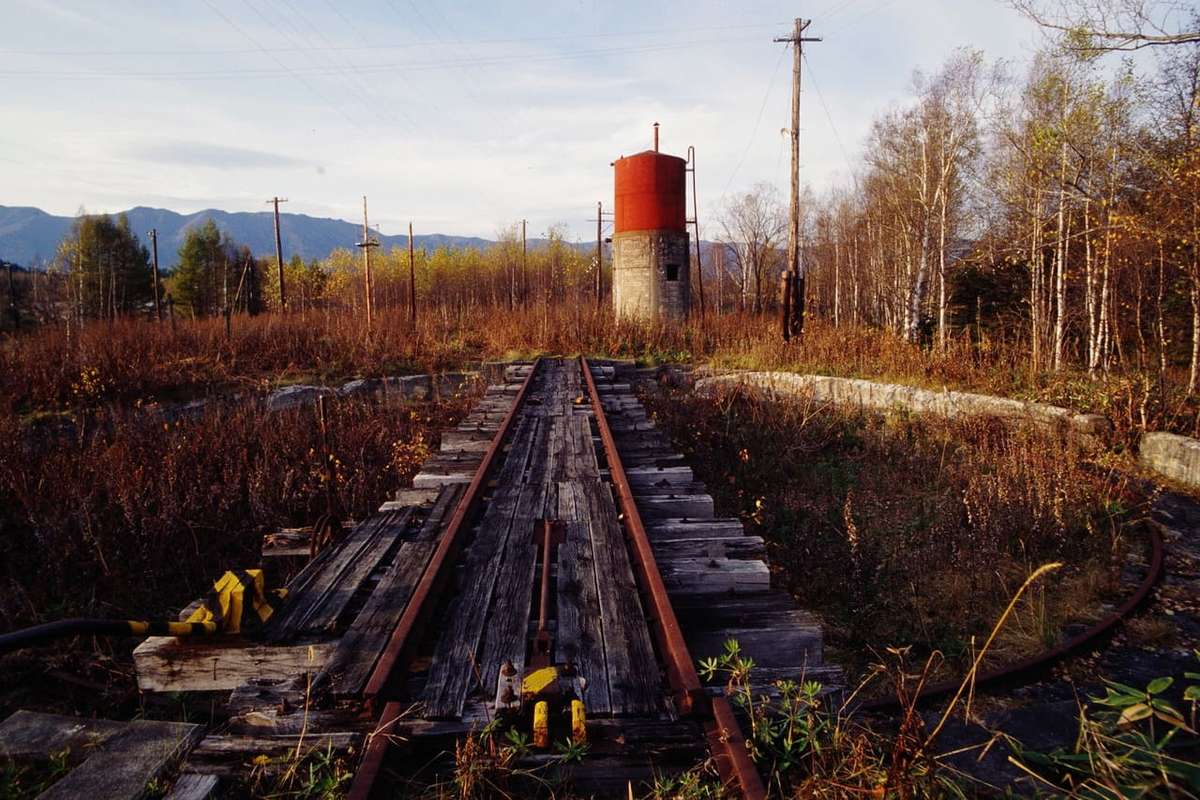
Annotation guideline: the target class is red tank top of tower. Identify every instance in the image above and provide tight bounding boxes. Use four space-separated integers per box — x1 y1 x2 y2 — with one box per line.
613 150 687 234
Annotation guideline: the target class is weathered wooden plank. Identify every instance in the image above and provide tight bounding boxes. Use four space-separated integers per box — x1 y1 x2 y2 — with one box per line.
261 527 314 557
686 625 823 669
646 518 745 539
619 465 694 486
578 479 661 715
38 719 203 800
0 710 125 762
265 512 397 641
421 412 543 718
554 484 611 714
440 429 495 453
392 487 441 506
184 733 360 778
267 510 412 640
325 486 464 697
412 471 475 488
163 773 219 800
635 494 714 519
658 557 771 595
473 415 554 699
296 508 415 636
133 638 334 693
651 535 766 561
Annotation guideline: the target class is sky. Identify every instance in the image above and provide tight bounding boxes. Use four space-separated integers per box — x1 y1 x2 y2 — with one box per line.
0 0 1103 243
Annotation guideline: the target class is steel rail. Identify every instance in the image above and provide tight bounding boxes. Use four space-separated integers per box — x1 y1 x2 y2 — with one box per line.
580 356 766 800
856 520 1165 712
349 358 542 800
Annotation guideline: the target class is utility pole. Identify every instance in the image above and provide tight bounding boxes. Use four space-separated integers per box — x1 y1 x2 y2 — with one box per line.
356 196 380 331
596 202 603 307
521 219 528 310
774 18 821 341
5 260 17 330
408 221 416 325
267 196 288 312
149 228 162 322
687 145 706 321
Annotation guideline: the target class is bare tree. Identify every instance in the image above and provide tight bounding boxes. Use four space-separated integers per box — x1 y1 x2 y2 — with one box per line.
718 183 787 313
1009 0 1200 51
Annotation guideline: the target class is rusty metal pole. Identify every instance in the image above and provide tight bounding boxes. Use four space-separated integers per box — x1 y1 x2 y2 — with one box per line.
688 146 706 322
408 222 416 326
780 270 793 342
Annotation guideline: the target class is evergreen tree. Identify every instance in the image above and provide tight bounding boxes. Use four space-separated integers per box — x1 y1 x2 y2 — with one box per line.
173 219 237 318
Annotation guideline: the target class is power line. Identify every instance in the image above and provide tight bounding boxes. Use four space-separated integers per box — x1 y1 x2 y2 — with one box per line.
264 0 417 131
318 0 438 126
722 45 788 197
242 0 389 128
199 0 363 130
803 51 857 183
0 22 787 56
0 36 762 80
824 0 898 36
393 0 509 133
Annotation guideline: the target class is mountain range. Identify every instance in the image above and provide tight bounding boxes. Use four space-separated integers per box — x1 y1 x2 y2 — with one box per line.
0 205 501 270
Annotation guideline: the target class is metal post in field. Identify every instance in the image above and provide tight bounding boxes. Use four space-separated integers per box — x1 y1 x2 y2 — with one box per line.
149 228 162 322
267 196 288 312
408 221 417 325
356 196 379 331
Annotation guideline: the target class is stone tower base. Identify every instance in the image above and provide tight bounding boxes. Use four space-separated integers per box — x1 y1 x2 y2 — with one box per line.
612 230 690 321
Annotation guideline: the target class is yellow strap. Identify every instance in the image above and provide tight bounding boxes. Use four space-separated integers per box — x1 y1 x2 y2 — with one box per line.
571 699 587 745
532 700 550 749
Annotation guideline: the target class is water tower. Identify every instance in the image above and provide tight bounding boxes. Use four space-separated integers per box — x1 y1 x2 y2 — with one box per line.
612 124 690 320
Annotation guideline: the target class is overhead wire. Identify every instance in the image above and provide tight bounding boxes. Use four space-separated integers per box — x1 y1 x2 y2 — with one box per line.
824 0 899 37
722 43 788 197
266 0 418 131
198 0 363 130
0 36 764 80
393 0 509 133
0 22 787 56
241 0 391 129
803 51 859 186
319 0 443 118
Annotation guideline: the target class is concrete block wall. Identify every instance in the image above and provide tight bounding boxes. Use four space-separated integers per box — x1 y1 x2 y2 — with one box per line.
612 230 690 320
692 371 1112 443
1139 433 1200 488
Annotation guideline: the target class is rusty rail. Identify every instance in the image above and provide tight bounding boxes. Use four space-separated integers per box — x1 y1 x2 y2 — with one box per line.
856 519 1165 712
580 356 766 800
349 358 542 800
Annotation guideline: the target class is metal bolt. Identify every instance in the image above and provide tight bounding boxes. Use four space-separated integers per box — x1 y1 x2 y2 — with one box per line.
501 660 516 677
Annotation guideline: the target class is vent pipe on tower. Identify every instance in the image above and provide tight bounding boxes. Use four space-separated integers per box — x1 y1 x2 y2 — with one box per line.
653 122 659 152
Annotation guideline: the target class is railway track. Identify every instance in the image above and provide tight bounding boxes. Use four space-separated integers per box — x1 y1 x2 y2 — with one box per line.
0 358 840 799
344 356 817 798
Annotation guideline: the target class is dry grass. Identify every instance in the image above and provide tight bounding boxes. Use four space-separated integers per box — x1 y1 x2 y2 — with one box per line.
3 306 1193 439
0 392 476 632
643 384 1143 682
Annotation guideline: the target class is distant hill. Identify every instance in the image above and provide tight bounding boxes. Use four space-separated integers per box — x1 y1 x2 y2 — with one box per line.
0 205 497 270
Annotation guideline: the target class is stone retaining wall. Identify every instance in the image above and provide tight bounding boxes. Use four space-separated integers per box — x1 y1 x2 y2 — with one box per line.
692 371 1112 439
1139 433 1200 488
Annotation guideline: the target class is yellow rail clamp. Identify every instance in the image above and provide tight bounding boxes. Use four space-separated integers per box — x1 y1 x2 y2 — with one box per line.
532 700 550 749
186 569 287 635
571 699 587 745
521 666 558 699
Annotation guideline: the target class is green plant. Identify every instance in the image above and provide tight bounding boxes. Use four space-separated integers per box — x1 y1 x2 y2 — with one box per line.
244 740 352 799
1009 665 1200 797
0 749 71 799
